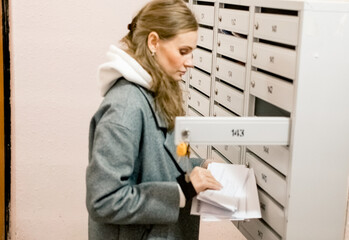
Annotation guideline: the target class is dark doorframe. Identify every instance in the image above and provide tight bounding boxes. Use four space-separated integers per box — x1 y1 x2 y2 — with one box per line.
1 0 10 239
0 0 4 237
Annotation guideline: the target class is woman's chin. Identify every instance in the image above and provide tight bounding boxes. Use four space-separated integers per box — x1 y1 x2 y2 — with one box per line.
174 75 183 81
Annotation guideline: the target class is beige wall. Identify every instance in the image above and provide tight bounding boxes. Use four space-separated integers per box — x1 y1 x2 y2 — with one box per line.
9 1 149 239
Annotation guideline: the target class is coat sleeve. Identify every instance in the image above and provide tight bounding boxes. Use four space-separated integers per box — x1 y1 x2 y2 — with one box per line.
190 157 205 167
86 120 180 225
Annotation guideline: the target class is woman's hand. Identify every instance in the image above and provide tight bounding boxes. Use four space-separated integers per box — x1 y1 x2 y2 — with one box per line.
189 166 222 194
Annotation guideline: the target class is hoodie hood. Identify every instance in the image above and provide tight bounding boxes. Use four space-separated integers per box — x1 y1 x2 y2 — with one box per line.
98 45 152 96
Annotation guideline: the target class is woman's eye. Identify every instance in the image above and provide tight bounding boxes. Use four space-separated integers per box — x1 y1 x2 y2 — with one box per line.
180 49 189 55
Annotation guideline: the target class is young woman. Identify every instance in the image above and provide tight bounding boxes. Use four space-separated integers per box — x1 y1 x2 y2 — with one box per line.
86 0 221 239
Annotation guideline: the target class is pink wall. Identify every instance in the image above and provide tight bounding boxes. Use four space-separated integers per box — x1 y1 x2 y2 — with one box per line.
9 1 149 239
8 1 349 239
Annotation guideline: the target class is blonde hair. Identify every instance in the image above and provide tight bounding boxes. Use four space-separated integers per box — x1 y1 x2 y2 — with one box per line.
121 0 198 131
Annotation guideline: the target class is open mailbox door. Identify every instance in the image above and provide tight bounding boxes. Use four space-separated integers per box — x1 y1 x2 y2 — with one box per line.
174 116 290 146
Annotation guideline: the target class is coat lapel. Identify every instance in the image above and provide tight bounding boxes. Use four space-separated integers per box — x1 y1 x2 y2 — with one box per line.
163 131 179 163
137 86 179 164
137 86 167 129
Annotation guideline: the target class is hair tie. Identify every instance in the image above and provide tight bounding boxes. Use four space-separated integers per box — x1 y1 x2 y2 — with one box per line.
127 22 137 32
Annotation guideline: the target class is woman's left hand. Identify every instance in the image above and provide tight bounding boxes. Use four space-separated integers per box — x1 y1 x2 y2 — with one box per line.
189 166 222 194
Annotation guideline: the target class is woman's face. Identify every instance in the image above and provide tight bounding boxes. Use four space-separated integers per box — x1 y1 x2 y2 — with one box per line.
155 31 198 81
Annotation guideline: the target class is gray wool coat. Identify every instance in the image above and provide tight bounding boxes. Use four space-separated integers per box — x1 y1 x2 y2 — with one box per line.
86 79 204 240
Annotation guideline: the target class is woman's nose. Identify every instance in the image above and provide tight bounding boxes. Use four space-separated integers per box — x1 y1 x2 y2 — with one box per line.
184 54 194 68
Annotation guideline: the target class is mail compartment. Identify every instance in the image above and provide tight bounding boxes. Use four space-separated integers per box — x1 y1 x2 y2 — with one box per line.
187 107 200 117
216 57 246 90
213 104 238 117
254 13 299 46
211 149 230 164
189 150 199 159
187 107 208 159
191 144 208 159
239 225 255 240
254 97 291 118
246 152 287 206
189 68 211 96
188 88 210 116
258 189 285 237
252 42 297 79
218 8 250 35
193 4 215 27
241 219 281 240
213 145 241 164
214 81 244 116
217 33 248 63
193 48 213 73
247 145 289 176
250 70 294 112
198 27 214 50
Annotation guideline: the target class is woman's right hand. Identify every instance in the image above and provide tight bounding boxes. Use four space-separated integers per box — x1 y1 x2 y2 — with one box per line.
189 166 222 194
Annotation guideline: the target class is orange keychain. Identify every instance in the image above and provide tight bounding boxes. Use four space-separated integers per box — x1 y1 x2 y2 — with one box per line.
176 142 188 157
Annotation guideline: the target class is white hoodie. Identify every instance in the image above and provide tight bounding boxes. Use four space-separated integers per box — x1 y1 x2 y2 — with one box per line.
98 45 152 96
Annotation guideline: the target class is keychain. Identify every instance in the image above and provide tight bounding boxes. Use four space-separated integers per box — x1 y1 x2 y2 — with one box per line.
176 142 191 182
176 141 190 158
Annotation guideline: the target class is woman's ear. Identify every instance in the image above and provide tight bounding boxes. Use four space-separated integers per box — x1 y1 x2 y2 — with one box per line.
147 31 159 54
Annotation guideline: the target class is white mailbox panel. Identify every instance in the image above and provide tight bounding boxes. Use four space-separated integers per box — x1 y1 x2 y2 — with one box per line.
193 5 215 26
254 13 299 46
213 104 238 117
191 144 208 159
258 189 286 237
193 48 213 73
215 81 244 115
190 68 211 96
217 33 248 63
211 150 230 164
216 57 246 90
247 145 289 176
246 152 287 206
252 42 297 79
218 8 250 35
198 27 214 50
214 145 241 164
250 70 294 112
241 219 280 240
188 88 210 116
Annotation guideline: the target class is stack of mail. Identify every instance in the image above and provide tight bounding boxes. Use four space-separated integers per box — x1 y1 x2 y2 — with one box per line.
191 162 261 221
